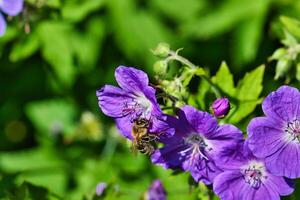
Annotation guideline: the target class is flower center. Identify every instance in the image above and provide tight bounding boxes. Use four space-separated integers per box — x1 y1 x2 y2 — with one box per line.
122 95 152 120
242 162 266 189
181 134 212 163
285 119 300 142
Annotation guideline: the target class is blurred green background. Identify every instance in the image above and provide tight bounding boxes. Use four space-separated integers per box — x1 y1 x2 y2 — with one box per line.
1 0 300 199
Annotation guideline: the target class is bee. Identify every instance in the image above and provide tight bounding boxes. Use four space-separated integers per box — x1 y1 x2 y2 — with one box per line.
131 118 158 156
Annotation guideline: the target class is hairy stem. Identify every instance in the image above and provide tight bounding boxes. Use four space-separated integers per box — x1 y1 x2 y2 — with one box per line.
168 50 222 98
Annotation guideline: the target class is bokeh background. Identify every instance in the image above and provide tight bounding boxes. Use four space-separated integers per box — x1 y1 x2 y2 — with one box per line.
1 0 300 199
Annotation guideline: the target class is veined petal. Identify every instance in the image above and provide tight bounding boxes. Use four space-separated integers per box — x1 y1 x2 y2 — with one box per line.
247 117 286 158
262 86 300 122
265 143 300 178
115 115 134 140
265 175 294 196
213 170 244 200
115 66 149 93
0 13 6 36
0 0 23 16
180 105 218 137
96 85 134 118
151 139 187 169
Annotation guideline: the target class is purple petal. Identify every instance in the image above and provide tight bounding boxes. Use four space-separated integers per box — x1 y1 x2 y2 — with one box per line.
265 143 300 178
262 86 300 122
96 85 134 118
0 13 6 36
180 105 218 137
115 116 134 140
96 182 107 196
213 170 244 199
265 175 294 196
142 86 162 117
188 158 222 184
208 124 243 157
247 117 286 158
151 139 186 169
115 66 149 93
149 116 175 139
247 184 279 200
0 0 23 16
146 180 167 200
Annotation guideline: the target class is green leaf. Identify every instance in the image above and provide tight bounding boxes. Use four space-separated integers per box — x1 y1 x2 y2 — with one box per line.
71 17 106 72
297 63 300 81
7 181 61 200
25 99 77 136
37 21 76 87
9 32 40 62
181 0 264 39
229 65 265 123
108 0 175 69
231 0 269 65
236 65 265 100
212 61 236 96
150 0 206 22
280 16 300 40
62 0 105 22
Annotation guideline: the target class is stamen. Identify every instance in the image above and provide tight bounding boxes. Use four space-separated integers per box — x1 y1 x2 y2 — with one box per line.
285 119 300 142
121 95 153 120
183 134 213 166
242 162 267 189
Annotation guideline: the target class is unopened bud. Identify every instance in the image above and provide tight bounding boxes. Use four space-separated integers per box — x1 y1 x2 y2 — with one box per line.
152 43 170 57
211 97 230 118
153 60 168 74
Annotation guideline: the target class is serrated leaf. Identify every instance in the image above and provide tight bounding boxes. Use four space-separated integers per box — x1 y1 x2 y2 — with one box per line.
236 65 265 100
228 65 265 123
9 32 40 62
280 16 300 40
62 0 105 22
212 62 236 96
37 21 76 87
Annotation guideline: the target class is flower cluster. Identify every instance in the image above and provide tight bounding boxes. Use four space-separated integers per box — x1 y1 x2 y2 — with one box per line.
97 66 299 200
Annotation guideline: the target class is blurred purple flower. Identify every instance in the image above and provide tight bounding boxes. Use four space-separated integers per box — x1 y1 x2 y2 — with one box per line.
96 182 107 196
247 86 300 178
214 142 294 200
151 105 243 184
96 66 173 140
145 180 166 200
211 97 230 118
0 0 24 36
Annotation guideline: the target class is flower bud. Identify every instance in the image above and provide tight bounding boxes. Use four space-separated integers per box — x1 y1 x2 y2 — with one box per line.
211 97 230 118
153 60 168 74
152 43 170 57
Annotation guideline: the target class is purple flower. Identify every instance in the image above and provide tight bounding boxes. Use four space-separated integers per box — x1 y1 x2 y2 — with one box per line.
214 142 294 200
145 180 166 200
151 105 243 184
247 86 300 178
96 182 107 196
211 97 230 118
0 0 24 36
96 66 173 140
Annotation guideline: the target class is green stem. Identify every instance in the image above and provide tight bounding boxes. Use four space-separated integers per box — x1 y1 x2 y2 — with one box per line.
168 50 222 98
